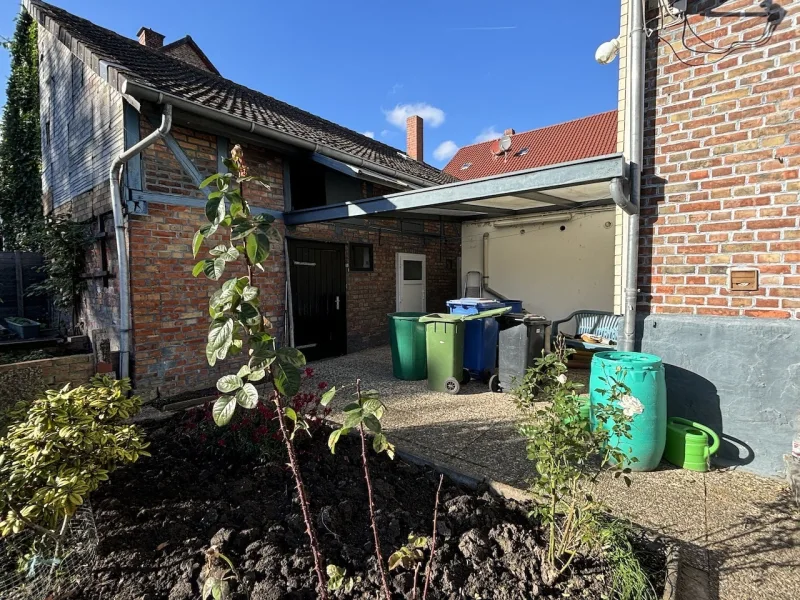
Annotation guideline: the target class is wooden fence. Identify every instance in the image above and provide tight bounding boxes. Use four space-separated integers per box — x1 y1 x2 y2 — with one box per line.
0 252 49 323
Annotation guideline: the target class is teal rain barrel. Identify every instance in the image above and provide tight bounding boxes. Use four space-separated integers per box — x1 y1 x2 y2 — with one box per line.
589 351 667 471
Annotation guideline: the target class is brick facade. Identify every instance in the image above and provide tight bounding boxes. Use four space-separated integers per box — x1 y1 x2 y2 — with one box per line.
638 0 800 319
129 122 459 400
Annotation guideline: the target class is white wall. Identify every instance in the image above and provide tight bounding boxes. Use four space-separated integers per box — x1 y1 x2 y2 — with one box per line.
461 208 616 327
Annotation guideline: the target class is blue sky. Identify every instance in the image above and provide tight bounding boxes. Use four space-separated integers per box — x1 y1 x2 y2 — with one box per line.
0 0 621 166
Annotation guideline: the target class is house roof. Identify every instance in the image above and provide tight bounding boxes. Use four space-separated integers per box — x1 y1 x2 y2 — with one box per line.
26 0 455 187
160 35 220 76
444 111 618 180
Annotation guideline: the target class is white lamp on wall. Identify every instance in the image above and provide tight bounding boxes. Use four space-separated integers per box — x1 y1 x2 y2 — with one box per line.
595 36 622 64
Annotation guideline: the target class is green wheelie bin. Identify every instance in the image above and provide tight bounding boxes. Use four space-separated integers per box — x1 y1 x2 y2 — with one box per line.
388 312 428 380
420 306 510 394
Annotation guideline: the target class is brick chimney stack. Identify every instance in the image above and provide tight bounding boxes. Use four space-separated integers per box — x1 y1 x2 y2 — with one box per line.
137 27 165 49
406 115 423 161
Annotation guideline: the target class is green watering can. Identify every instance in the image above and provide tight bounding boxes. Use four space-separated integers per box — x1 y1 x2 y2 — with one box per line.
663 417 720 472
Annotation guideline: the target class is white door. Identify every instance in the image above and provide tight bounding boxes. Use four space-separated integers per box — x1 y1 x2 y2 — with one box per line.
396 253 426 312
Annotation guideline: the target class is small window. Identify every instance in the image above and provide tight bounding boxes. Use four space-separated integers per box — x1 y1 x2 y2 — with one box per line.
403 260 423 281
517 147 530 156
460 162 472 170
350 243 373 272
45 120 51 146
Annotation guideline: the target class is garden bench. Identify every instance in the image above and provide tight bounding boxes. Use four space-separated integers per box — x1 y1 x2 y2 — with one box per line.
551 310 622 352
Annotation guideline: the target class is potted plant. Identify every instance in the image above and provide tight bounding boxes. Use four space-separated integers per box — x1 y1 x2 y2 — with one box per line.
4 317 41 339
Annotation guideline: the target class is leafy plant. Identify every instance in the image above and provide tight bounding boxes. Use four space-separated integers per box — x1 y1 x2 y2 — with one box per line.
515 338 637 575
389 534 428 599
26 215 92 325
190 146 329 597
181 370 331 461
326 564 359 594
326 381 394 600
201 546 240 600
0 10 42 251
0 376 148 543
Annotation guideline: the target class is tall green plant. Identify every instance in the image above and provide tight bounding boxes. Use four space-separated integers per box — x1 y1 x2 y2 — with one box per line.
515 339 637 576
191 146 329 597
0 10 42 250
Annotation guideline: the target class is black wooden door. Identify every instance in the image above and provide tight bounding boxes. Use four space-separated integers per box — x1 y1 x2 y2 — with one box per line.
288 239 347 361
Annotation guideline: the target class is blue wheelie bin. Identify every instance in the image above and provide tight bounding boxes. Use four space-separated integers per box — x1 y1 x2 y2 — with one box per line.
446 298 507 382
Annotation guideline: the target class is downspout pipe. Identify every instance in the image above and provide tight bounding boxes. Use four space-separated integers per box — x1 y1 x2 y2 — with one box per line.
619 0 646 352
109 103 173 379
120 80 439 191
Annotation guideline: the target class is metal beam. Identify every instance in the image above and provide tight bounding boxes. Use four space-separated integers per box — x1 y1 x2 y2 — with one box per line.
515 190 579 207
130 190 283 220
410 203 516 217
284 154 625 225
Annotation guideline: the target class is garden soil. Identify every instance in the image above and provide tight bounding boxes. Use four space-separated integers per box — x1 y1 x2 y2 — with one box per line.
80 418 664 599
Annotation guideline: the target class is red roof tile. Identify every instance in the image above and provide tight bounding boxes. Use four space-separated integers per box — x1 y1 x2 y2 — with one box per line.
444 111 618 180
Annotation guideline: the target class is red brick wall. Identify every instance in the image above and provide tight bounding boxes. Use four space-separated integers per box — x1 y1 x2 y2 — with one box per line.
129 124 459 399
639 0 800 319
0 353 95 389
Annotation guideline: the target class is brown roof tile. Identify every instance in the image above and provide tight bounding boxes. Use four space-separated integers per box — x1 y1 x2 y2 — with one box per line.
444 111 618 180
29 0 456 186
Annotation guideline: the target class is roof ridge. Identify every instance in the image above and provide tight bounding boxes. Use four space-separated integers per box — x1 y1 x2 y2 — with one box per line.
28 0 451 182
454 110 617 153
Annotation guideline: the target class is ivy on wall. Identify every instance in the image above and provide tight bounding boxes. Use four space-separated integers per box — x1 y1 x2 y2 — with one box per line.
0 10 42 250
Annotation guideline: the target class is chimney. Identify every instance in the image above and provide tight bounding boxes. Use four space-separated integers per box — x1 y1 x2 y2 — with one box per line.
137 27 165 49
504 128 515 136
406 115 423 161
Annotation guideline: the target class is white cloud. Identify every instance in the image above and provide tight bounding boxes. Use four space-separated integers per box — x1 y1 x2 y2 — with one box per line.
385 103 446 129
473 127 501 143
433 140 459 162
389 83 403 95
362 131 375 139
380 129 393 138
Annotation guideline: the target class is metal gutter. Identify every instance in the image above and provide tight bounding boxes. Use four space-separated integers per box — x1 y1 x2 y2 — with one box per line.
284 153 626 225
619 0 645 352
120 79 442 190
109 104 173 380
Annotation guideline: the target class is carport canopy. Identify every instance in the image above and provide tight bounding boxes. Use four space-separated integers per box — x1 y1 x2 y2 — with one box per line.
284 154 628 225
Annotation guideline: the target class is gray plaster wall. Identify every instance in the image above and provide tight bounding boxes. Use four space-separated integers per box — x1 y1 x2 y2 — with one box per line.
637 314 799 477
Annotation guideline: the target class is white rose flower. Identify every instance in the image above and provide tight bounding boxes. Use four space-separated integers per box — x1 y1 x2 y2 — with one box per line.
557 374 568 385
619 394 644 417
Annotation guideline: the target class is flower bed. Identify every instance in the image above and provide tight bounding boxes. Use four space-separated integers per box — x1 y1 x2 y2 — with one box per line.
73 415 666 600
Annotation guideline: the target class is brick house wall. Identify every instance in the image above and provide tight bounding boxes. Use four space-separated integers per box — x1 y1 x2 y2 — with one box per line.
129 121 458 400
638 0 800 319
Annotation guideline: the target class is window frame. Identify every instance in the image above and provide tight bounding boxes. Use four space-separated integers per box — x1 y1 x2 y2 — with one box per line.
349 243 374 272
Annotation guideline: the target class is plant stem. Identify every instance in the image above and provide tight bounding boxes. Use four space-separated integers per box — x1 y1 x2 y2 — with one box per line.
272 392 328 599
49 514 70 579
422 473 444 600
356 380 392 600
548 483 557 566
8 505 60 540
412 563 420 600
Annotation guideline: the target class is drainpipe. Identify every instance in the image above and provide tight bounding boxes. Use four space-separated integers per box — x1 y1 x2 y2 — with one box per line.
109 104 173 379
482 232 508 300
618 0 645 352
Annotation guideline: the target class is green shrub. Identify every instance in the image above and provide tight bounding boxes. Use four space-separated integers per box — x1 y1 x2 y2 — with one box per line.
515 337 637 574
0 376 149 540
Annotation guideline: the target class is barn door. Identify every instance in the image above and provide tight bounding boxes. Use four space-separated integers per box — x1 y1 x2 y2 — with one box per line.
288 239 347 361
